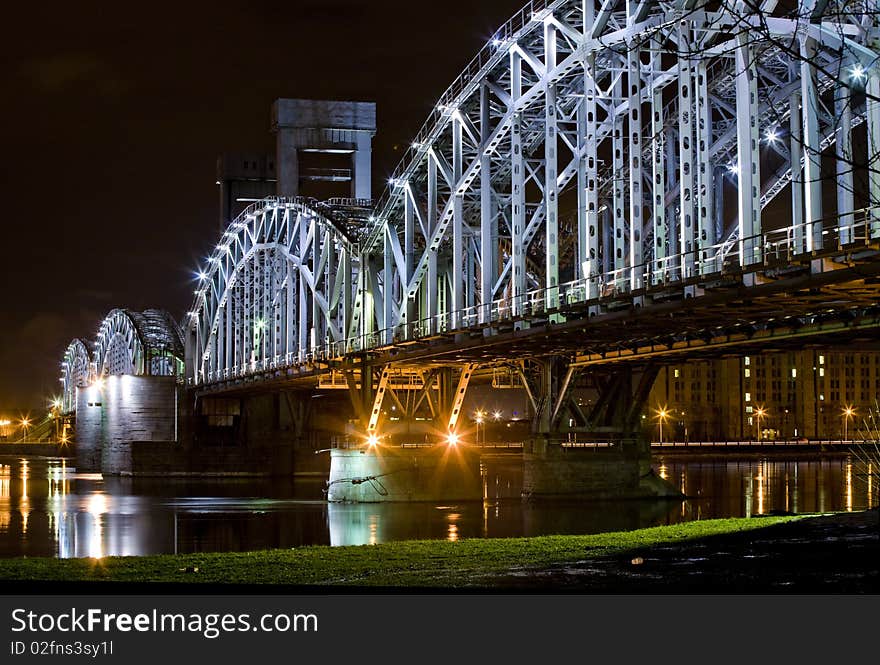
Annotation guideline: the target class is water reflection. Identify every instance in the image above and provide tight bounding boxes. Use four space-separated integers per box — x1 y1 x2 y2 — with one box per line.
0 454 873 558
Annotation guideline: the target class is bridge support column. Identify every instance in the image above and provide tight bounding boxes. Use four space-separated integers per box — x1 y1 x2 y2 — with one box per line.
331 363 482 502
519 361 680 500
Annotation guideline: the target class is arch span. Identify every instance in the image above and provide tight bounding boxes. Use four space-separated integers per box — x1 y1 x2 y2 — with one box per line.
187 1 880 387
94 308 184 378
187 198 357 383
361 0 877 328
60 339 92 413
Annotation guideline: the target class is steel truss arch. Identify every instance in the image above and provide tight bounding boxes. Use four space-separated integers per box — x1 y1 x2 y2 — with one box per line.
187 1 880 387
94 308 184 378
359 0 877 335
187 197 358 383
60 339 92 413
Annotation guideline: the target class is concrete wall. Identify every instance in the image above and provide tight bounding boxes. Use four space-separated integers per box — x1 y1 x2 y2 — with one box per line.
522 438 677 500
74 375 178 474
327 446 482 502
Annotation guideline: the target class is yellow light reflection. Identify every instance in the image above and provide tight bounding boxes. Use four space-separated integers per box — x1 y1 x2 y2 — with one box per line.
368 514 378 546
87 492 107 559
868 464 874 509
845 460 853 512
756 468 764 515
0 465 10 533
447 513 461 542
0 464 9 499
20 461 29 534
658 463 668 481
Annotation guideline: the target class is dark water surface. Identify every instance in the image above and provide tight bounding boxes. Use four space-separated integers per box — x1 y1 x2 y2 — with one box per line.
0 453 873 558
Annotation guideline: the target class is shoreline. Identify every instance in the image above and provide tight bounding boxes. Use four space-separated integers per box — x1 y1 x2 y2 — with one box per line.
0 511 875 592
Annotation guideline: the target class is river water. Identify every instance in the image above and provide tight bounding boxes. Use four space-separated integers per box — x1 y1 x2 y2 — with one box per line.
0 453 873 558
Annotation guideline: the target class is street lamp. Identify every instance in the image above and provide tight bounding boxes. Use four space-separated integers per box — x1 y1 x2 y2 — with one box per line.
474 410 485 445
655 407 669 443
754 406 767 441
842 406 856 443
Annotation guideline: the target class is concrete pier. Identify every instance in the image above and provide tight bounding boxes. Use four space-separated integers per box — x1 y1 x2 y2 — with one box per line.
522 437 681 500
327 445 482 502
75 375 178 474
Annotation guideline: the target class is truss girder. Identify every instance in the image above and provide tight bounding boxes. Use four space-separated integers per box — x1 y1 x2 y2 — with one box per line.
60 339 92 413
187 198 357 384
185 1 880 388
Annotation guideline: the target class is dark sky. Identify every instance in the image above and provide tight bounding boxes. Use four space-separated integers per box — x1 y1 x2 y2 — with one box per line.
0 0 523 412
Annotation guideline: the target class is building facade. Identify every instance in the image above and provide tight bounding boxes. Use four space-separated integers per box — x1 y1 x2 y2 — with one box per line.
648 347 880 441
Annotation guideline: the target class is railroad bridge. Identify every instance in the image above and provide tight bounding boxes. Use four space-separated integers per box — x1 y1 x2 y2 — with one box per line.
59 0 880 500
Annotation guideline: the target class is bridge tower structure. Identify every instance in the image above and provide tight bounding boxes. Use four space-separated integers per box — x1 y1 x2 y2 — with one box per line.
272 99 377 200
183 1 880 499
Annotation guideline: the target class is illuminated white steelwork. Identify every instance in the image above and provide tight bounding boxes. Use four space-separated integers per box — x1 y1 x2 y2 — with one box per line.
182 0 879 388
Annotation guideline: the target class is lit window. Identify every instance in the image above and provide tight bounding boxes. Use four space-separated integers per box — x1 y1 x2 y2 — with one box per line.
744 357 751 366
791 368 797 378
746 406 753 413
748 417 753 425
745 392 751 402
674 369 680 378
819 393 825 401
745 368 751 378
819 355 825 365
819 368 825 377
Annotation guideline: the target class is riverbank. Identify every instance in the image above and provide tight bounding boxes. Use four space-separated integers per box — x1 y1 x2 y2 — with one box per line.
0 512 875 591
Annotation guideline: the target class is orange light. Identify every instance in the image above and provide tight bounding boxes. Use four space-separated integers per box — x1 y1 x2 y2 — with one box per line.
366 434 379 447
446 432 459 446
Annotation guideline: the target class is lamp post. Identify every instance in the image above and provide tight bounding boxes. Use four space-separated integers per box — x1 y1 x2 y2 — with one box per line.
754 406 767 442
474 410 485 445
843 406 855 443
655 407 669 443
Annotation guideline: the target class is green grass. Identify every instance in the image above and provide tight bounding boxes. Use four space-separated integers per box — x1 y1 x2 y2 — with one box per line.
0 516 801 587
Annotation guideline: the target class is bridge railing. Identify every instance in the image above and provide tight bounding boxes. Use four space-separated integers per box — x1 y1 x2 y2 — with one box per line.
192 207 880 386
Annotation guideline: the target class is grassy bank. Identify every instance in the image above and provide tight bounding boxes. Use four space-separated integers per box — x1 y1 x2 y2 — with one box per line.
0 516 801 587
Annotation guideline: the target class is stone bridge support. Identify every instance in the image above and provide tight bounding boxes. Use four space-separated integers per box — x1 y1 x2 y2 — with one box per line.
517 359 679 500
330 362 482 501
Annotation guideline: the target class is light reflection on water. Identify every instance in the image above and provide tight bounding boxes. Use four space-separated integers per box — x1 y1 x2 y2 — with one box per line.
0 454 873 558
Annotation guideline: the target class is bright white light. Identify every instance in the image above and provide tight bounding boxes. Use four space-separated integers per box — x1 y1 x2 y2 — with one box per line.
491 38 502 47
366 434 379 447
850 63 866 82
727 163 739 175
764 128 778 144
446 432 459 446
198 271 207 280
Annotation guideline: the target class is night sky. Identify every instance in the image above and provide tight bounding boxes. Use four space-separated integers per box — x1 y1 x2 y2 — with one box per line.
0 0 523 412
